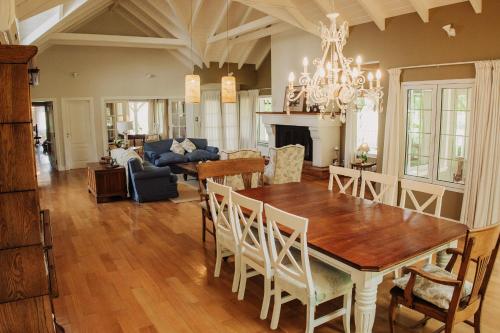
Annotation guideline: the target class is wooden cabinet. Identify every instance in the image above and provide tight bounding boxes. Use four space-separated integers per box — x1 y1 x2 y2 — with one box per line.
87 163 127 203
0 45 60 332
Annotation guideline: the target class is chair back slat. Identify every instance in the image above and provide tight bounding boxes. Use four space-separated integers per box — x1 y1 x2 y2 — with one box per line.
232 192 270 274
400 179 445 217
265 204 314 295
360 171 398 205
454 224 500 308
207 180 238 243
328 165 360 196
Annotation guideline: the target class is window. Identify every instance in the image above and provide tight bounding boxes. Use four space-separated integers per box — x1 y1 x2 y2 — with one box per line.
169 100 186 138
403 81 473 189
356 97 378 156
128 101 150 134
257 96 272 145
222 103 239 150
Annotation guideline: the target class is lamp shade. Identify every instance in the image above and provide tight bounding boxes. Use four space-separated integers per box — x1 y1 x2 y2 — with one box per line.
116 121 133 134
221 75 236 103
185 74 200 104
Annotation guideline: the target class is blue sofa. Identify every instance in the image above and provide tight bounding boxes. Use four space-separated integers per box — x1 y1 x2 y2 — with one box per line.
143 138 219 173
128 158 179 202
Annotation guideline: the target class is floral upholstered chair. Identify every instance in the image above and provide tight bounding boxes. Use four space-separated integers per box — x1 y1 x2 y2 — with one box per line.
220 149 262 190
264 144 305 185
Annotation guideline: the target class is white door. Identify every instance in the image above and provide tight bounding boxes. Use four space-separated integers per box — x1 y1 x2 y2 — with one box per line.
62 99 96 169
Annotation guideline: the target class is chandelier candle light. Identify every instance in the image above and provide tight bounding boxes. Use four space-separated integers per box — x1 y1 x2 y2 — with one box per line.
287 13 384 122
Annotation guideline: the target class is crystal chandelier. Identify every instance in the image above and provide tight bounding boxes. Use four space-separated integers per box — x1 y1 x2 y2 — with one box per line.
287 13 384 122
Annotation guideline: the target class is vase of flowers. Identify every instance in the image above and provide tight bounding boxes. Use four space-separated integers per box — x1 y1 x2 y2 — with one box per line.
357 143 370 163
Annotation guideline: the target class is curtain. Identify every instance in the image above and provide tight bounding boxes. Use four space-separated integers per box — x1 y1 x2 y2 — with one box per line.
154 99 168 139
461 61 500 228
239 89 259 148
201 90 222 148
344 107 358 168
222 101 239 150
381 68 403 204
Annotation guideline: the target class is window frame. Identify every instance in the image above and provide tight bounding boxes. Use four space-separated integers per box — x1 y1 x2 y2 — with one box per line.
256 95 272 146
400 79 474 193
168 98 186 139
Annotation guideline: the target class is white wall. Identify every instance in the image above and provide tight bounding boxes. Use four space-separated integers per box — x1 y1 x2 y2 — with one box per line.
271 29 321 112
32 45 190 169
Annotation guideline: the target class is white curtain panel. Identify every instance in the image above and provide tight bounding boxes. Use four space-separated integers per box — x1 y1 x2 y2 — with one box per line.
239 89 259 149
201 90 222 148
0 0 15 31
461 61 500 228
344 107 358 167
381 68 403 204
222 101 239 150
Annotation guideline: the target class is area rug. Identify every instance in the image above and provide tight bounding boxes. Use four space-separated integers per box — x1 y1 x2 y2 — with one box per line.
170 180 200 204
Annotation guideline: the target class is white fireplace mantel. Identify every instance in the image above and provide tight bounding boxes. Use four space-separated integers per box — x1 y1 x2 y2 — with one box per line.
261 113 341 167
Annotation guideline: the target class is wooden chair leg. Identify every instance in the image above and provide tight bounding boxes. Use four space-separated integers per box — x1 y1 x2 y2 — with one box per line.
474 307 482 333
389 296 398 333
201 209 206 242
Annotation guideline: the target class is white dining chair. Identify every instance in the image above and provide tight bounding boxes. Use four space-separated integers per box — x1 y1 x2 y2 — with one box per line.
397 179 446 276
328 165 361 196
207 180 241 293
232 191 273 320
360 170 398 205
400 179 445 217
265 204 353 333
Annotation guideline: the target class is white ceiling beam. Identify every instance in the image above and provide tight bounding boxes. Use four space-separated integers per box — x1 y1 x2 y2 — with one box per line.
312 0 347 23
407 0 429 22
120 0 171 37
233 0 320 36
469 0 482 13
356 0 387 30
192 0 204 23
231 22 291 44
237 39 258 69
239 6 252 25
286 0 319 34
169 49 193 70
146 0 189 39
113 6 158 36
164 0 189 29
177 47 204 69
208 16 279 44
203 0 231 59
47 32 187 49
254 38 270 69
218 44 233 68
16 0 66 20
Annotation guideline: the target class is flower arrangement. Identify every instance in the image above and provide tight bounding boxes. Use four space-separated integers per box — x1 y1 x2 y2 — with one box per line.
357 143 370 163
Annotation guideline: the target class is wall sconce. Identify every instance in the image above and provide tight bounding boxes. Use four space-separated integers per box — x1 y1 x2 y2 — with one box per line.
28 68 40 86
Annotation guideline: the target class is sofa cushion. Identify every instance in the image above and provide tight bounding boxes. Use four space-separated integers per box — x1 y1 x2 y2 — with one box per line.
128 158 144 173
170 139 185 155
187 138 208 150
185 149 219 162
181 138 197 153
144 150 159 162
143 139 173 156
154 152 187 167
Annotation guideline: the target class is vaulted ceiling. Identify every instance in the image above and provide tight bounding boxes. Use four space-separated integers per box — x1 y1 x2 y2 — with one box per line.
10 0 482 70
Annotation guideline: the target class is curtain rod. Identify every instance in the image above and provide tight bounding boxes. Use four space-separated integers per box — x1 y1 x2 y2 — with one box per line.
393 60 476 70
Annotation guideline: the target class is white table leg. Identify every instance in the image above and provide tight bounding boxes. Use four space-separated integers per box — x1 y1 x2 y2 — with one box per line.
436 240 459 268
353 273 383 333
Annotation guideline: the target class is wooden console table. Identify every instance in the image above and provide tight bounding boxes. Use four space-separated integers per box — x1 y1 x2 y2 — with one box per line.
87 163 127 203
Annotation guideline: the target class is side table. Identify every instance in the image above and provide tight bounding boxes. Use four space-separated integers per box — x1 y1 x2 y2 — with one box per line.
87 163 127 203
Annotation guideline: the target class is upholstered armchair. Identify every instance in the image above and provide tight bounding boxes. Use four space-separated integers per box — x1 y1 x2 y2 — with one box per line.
128 158 178 202
264 144 305 185
220 149 262 190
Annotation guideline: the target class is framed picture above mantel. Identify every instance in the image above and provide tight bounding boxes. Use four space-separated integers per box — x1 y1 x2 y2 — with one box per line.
284 86 321 113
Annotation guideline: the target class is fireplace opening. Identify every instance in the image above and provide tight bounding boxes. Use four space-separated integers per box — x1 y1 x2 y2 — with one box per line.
275 125 313 161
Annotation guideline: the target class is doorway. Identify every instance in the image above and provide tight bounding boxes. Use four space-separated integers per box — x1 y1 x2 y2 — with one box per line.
62 98 97 169
32 101 57 172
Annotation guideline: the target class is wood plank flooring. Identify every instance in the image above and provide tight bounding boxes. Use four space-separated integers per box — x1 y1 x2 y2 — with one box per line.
37 167 499 333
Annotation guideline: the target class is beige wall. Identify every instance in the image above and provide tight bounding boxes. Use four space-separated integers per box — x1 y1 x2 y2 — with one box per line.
270 0 500 220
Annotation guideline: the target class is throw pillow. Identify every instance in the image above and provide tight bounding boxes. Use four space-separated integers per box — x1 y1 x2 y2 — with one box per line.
170 139 185 155
181 138 197 153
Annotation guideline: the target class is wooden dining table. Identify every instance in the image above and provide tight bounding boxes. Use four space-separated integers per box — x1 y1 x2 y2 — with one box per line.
237 182 468 333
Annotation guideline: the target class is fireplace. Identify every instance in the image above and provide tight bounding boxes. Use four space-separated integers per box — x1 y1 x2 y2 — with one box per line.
275 125 313 161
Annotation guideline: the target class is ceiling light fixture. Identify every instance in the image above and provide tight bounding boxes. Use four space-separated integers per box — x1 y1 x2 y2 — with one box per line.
221 0 236 103
287 2 384 122
185 0 200 104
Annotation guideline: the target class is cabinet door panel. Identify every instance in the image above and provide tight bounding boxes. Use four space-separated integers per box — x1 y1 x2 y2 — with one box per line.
0 63 31 123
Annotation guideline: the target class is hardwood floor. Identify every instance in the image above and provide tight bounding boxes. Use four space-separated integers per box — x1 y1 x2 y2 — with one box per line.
38 169 499 333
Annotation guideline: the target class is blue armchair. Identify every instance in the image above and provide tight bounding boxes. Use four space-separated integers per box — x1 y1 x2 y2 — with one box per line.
128 158 178 202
